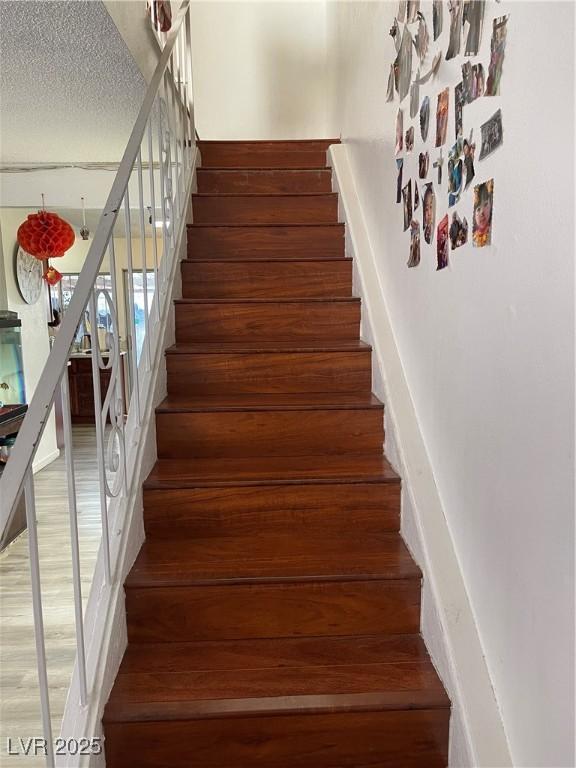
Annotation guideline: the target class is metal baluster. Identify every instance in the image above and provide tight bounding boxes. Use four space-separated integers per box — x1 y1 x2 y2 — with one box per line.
60 368 88 705
24 469 55 768
107 237 128 497
176 27 189 178
185 6 196 142
136 148 152 370
89 290 112 584
164 65 181 229
123 188 142 423
147 119 161 322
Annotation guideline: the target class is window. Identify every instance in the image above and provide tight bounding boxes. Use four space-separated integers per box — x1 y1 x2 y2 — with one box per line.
123 271 155 364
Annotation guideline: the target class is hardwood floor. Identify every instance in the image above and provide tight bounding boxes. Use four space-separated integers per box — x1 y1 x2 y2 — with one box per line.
0 426 101 767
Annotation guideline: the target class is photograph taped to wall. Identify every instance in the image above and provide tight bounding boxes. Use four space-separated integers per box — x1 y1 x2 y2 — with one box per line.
410 80 420 118
420 95 430 141
413 50 442 85
463 133 476 188
446 0 464 60
419 151 429 179
414 11 429 60
433 0 443 40
407 0 420 23
405 126 415 152
433 147 444 185
479 108 503 160
408 219 421 267
414 182 420 209
473 178 494 247
423 182 435 244
390 18 401 52
396 159 404 203
387 64 395 102
395 25 413 102
449 210 468 249
437 214 449 269
395 108 404 154
455 81 464 139
435 88 449 147
463 0 485 56
402 179 413 231
398 0 407 23
486 15 508 95
461 61 485 103
448 156 463 207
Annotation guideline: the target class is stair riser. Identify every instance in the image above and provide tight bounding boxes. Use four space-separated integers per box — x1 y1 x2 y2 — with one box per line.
192 195 339 225
104 710 449 768
199 144 330 169
126 580 421 643
156 409 384 459
167 350 371 395
187 225 345 260
181 260 352 299
143 484 400 538
197 169 333 194
175 302 361 343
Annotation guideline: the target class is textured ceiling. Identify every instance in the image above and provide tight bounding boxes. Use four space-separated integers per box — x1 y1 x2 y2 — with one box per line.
0 0 147 164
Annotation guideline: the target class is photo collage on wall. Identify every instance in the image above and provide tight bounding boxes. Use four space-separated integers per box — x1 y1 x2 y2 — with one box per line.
389 0 508 271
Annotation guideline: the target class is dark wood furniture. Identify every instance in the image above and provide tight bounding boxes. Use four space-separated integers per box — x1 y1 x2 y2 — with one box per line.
68 352 127 423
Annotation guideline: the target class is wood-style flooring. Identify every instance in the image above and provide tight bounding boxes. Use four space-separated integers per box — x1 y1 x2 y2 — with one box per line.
0 426 101 767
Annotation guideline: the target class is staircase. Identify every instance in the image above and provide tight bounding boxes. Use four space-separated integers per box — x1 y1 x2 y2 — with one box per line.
103 139 450 767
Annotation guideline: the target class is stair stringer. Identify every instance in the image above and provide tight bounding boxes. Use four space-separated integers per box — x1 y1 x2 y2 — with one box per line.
328 143 512 768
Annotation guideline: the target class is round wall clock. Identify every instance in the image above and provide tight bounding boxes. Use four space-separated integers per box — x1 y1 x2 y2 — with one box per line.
14 246 43 304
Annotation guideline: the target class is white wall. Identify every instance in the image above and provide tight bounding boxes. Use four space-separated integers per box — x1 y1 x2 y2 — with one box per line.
326 2 574 766
0 211 58 472
190 0 330 139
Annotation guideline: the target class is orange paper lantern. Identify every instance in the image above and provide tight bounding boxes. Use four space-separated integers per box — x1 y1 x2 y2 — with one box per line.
17 211 75 260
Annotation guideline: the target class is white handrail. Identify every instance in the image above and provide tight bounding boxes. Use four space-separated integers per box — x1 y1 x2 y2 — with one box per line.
0 0 191 532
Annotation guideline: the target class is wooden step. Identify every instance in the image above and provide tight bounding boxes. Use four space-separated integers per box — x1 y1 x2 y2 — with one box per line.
198 139 338 169
155 393 384 459
144 453 399 489
174 298 361 343
126 530 420 588
104 709 449 767
165 340 371 395
143 482 400 539
197 168 333 194
105 633 447 714
192 193 339 225
125 570 421 644
187 224 345 260
181 258 352 299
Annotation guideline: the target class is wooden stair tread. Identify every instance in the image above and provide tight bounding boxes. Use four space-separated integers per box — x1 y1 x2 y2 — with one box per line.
166 340 370 354
188 222 344 228
104 635 448 722
198 139 340 146
144 454 399 489
193 192 338 198
174 297 359 305
183 257 348 263
157 393 382 412
125 530 420 587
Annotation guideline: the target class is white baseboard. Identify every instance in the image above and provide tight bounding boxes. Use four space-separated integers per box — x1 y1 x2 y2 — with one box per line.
32 449 60 474
329 144 512 768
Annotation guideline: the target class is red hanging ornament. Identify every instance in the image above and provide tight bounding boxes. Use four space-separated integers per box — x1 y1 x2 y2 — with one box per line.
17 210 75 260
44 264 62 286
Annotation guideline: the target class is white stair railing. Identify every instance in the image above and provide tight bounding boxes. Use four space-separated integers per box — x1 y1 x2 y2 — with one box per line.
0 2 195 764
